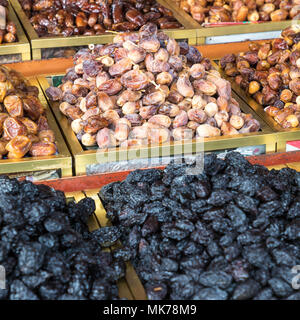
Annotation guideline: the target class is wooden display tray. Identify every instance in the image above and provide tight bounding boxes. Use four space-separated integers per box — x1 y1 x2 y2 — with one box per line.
0 77 72 178
10 0 199 60
38 75 276 176
0 2 30 62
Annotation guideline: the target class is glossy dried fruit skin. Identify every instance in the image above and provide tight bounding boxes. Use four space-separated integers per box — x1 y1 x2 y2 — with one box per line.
29 141 56 156
20 117 38 135
220 25 300 128
197 123 221 137
173 110 188 128
23 96 44 121
114 118 131 141
97 128 118 149
97 79 123 96
97 92 114 112
148 115 172 128
143 91 166 106
4 95 24 117
38 130 55 143
121 70 149 90
109 58 133 77
3 117 27 139
194 79 217 96
6 135 32 159
177 74 194 98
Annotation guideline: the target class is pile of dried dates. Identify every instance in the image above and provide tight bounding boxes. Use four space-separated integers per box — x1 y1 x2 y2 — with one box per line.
177 0 300 24
100 152 300 300
19 0 182 37
220 25 300 128
46 23 260 149
0 65 56 159
0 0 17 43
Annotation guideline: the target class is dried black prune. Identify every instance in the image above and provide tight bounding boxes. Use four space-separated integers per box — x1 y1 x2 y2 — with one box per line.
254 288 274 300
18 243 46 275
0 176 122 300
100 151 300 300
207 190 233 206
193 287 228 300
91 226 121 247
268 278 294 298
10 280 39 300
199 271 232 289
232 280 261 300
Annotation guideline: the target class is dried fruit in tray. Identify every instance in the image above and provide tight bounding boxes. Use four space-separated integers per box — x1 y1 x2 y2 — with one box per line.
0 65 57 159
220 25 300 128
177 0 300 24
18 0 182 37
46 23 260 149
99 151 300 300
0 176 123 300
0 1 17 44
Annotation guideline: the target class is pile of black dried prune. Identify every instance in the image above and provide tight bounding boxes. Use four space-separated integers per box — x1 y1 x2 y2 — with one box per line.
0 176 124 300
99 153 300 300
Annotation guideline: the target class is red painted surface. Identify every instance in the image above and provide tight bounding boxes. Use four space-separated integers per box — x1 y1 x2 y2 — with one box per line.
34 151 300 192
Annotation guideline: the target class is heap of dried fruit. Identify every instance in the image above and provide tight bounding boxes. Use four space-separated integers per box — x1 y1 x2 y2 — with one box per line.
0 176 124 300
19 0 182 37
220 25 300 128
100 152 300 300
176 0 300 24
0 0 17 43
0 65 56 159
46 23 260 149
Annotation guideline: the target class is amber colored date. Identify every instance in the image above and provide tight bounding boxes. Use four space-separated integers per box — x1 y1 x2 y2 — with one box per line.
19 0 182 37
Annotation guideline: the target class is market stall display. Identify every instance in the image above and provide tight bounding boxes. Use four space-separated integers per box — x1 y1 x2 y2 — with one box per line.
0 66 71 178
169 0 300 46
11 0 198 60
99 152 300 300
219 25 300 151
221 25 300 127
176 0 300 24
0 65 57 159
19 0 182 35
41 24 276 175
45 23 261 147
0 1 17 43
0 0 299 302
0 2 30 63
0 176 126 300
